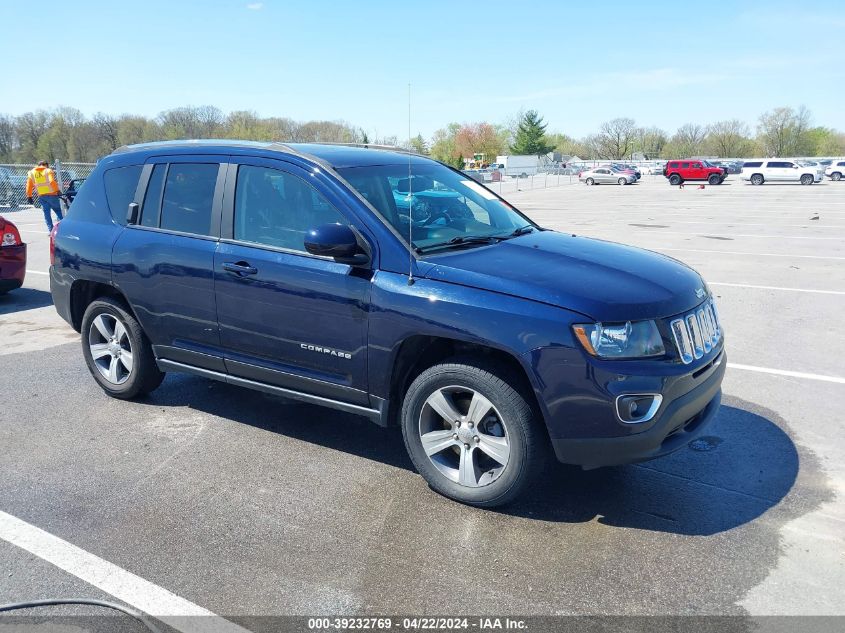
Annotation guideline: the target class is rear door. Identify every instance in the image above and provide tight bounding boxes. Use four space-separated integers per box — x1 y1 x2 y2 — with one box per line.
112 156 226 371
213 156 373 405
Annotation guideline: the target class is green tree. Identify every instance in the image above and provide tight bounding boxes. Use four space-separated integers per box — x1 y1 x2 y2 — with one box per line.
409 133 428 154
705 120 753 157
757 106 812 156
509 110 554 156
429 123 461 164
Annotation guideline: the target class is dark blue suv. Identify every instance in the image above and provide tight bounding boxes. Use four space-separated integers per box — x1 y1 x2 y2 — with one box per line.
50 140 725 507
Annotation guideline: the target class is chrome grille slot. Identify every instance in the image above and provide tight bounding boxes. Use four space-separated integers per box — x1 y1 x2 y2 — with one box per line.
671 298 722 364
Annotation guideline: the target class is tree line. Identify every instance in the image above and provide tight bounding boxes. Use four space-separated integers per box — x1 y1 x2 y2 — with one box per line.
1 104 842 165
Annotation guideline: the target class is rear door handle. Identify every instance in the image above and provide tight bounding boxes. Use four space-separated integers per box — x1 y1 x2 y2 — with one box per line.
222 261 258 276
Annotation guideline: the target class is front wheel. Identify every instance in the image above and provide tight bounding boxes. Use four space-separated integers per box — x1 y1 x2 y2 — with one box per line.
401 360 546 507
708 174 722 185
750 174 764 185
800 174 814 185
585 177 594 186
81 297 165 399
832 172 842 181
618 177 627 185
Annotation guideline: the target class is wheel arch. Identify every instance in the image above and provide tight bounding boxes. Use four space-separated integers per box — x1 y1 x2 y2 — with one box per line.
385 335 547 431
69 279 136 332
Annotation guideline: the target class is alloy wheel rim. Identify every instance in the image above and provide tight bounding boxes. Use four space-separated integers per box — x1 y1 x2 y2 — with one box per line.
88 313 133 385
418 385 510 488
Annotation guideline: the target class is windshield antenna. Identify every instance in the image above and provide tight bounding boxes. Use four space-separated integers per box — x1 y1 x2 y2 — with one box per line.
407 82 415 286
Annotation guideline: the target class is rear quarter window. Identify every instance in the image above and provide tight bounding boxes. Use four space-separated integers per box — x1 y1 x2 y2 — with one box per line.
103 165 143 225
669 162 679 168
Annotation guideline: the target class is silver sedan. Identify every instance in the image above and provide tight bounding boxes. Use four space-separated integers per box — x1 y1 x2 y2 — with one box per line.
578 167 634 185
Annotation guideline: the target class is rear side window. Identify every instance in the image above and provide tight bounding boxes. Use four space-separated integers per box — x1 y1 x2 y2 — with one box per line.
743 161 762 168
669 162 679 168
767 161 788 168
141 164 166 228
681 162 690 168
103 165 142 225
159 163 219 235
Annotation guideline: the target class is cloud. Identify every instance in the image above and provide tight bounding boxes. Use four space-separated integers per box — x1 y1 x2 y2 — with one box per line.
246 2 263 9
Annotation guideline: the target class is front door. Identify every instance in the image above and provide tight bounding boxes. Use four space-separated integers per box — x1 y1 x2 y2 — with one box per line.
214 157 372 405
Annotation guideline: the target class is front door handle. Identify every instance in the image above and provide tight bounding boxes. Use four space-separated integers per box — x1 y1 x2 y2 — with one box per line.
222 261 258 276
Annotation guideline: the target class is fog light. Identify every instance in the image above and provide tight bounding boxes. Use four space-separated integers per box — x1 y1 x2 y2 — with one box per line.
616 394 663 424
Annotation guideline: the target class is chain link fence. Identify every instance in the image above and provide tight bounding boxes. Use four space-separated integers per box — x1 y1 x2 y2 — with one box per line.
0 161 96 213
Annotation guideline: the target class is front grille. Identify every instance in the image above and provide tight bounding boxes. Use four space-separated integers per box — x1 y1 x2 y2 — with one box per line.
670 298 722 364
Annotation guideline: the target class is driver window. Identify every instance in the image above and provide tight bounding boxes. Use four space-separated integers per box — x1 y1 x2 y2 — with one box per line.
233 165 345 252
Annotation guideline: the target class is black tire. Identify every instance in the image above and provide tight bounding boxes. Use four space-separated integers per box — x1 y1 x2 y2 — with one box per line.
708 174 721 185
401 358 547 507
80 297 165 399
668 174 682 185
617 177 627 186
832 172 842 181
585 177 595 186
751 174 764 185
800 174 813 185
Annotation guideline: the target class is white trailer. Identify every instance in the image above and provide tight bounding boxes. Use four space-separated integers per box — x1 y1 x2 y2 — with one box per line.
495 155 541 177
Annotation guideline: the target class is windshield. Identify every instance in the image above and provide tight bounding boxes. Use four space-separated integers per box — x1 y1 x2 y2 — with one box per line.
337 162 536 252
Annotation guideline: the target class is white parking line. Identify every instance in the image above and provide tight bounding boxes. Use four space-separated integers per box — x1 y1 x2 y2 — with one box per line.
25 269 48 276
633 230 843 240
20 229 48 235
709 282 845 295
728 363 845 385
659 248 845 261
0 510 250 633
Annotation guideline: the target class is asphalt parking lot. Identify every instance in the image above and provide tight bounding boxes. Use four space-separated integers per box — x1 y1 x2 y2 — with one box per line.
1 176 844 629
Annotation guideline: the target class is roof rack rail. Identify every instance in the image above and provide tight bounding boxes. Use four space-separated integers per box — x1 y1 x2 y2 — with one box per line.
303 142 418 153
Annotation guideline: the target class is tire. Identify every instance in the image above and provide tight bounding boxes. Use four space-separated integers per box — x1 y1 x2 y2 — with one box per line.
750 174 764 186
618 177 627 186
401 359 546 507
80 297 165 399
832 172 842 181
668 174 682 185
585 177 595 186
800 174 813 185
708 174 721 185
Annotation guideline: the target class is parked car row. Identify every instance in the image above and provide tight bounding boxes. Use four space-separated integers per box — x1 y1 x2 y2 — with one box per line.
578 166 638 185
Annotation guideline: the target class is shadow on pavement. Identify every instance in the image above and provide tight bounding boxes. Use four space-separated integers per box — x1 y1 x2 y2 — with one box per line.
147 376 801 536
0 287 54 315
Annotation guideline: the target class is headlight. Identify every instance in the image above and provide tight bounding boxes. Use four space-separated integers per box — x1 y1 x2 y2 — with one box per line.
572 321 665 359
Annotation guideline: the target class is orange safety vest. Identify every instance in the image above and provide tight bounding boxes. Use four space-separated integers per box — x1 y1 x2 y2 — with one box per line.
26 166 60 197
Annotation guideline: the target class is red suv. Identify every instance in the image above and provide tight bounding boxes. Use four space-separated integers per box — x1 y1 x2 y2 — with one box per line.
663 160 727 185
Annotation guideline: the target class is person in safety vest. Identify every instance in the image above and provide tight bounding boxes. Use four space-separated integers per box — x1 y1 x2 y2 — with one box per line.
26 160 64 231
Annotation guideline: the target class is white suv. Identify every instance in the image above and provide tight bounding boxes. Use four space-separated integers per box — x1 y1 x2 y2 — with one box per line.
740 160 822 185
825 160 845 181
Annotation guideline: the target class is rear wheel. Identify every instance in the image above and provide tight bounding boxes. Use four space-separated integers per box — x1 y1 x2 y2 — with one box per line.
617 177 627 185
401 359 546 507
831 172 841 181
708 174 721 185
750 174 764 185
668 174 682 185
81 297 165 399
585 177 595 186
800 174 814 185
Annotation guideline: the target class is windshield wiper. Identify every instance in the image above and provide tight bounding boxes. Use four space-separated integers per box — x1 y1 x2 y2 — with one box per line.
415 235 503 253
508 224 537 237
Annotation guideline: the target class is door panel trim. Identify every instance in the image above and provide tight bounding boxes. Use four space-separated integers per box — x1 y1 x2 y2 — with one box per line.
224 358 369 406
153 345 226 373
156 359 382 423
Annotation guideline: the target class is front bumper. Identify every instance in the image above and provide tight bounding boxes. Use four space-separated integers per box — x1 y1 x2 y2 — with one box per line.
550 351 725 469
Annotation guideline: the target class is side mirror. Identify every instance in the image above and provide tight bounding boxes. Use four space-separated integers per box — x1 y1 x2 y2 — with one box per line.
304 223 370 266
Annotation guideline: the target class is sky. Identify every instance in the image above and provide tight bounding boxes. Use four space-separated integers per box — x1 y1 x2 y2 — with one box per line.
3 1 843 140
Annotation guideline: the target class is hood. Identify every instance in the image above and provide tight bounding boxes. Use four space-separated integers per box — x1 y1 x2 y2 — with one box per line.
422 230 706 321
